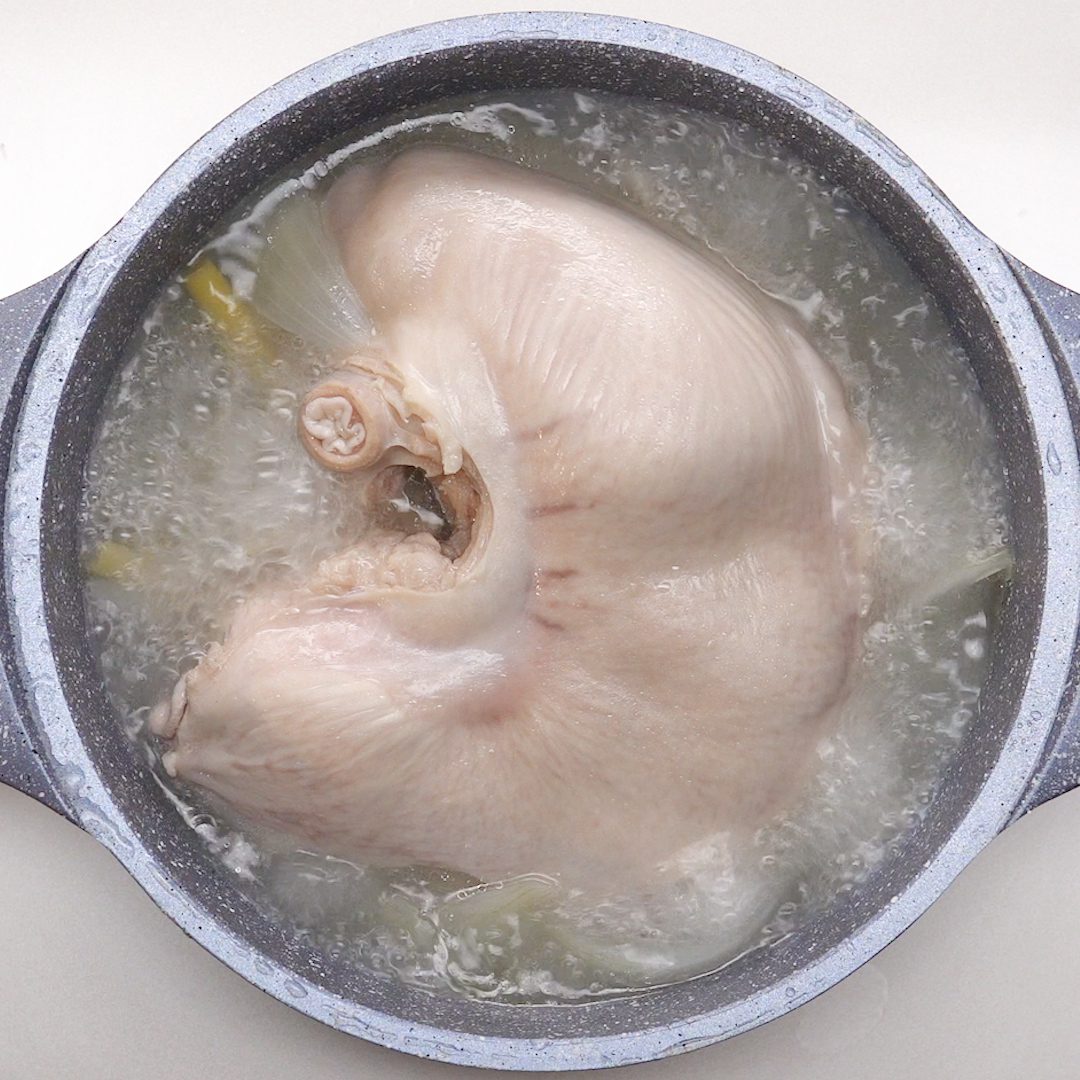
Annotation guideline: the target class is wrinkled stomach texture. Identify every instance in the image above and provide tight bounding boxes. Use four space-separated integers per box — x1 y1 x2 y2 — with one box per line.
151 147 865 894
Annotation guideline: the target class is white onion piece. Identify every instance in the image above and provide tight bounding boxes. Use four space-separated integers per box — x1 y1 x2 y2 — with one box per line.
549 882 777 987
253 193 373 351
437 873 560 930
911 547 1013 608
548 927 731 987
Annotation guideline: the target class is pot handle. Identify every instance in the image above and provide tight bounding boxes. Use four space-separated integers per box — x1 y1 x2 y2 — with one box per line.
2 256 1076 823
0 264 82 820
1005 256 1080 817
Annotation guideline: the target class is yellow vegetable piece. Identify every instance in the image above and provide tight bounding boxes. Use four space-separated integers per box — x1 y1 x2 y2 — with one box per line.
183 259 271 368
85 540 139 582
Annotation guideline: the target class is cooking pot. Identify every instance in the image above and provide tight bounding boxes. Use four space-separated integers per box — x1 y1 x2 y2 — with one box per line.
0 12 1077 1071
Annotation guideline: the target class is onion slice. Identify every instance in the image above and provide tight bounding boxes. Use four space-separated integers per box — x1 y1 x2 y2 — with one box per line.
253 192 373 352
910 546 1013 608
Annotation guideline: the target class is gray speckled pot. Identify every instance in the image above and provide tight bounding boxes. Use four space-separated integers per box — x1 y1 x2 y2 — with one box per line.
0 13 1077 1072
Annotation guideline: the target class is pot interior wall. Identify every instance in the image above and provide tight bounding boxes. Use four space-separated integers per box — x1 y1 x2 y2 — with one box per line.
34 38 1044 1041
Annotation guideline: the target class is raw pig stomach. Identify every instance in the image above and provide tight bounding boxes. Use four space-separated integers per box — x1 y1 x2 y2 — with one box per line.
152 147 865 895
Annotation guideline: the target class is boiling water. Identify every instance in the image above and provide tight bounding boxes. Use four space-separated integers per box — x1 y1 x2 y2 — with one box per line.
79 91 1011 1002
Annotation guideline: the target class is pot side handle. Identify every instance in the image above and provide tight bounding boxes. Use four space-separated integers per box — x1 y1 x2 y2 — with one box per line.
1006 256 1080 818
2 257 1076 823
0 266 82 820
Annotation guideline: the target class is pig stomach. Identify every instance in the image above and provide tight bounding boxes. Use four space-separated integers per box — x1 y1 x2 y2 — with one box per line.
152 147 864 895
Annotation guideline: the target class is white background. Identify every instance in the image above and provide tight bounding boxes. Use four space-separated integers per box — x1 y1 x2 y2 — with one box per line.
1 2 1079 1077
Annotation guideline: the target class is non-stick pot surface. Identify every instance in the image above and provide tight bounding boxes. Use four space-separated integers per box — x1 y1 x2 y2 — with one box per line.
0 14 1077 1071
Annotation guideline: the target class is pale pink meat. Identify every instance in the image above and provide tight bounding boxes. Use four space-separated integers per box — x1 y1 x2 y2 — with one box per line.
152 147 864 892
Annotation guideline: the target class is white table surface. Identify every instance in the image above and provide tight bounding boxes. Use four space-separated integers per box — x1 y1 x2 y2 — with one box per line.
1 2 1078 1077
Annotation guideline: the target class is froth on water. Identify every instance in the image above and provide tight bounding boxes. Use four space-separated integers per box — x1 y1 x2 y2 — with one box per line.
80 90 1010 1001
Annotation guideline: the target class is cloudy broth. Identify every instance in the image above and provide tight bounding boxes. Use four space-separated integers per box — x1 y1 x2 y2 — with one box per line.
80 91 1010 1001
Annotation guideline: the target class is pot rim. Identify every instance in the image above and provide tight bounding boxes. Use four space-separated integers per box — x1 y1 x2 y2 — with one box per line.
6 12 1079 1071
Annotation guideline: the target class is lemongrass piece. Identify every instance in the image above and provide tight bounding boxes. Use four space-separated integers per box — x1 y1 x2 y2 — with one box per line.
253 193 373 352
85 540 140 583
183 260 271 369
